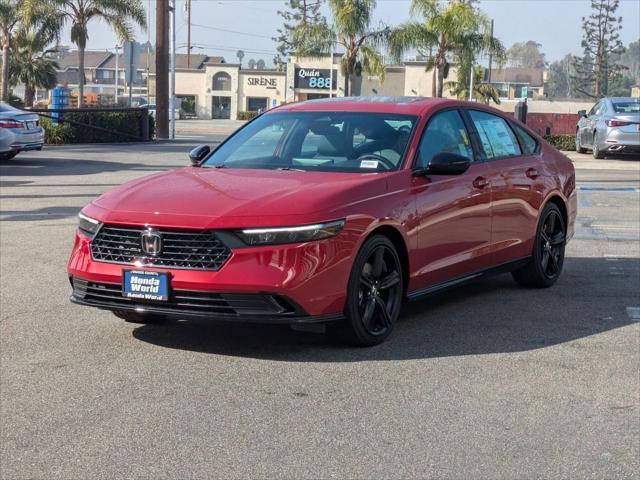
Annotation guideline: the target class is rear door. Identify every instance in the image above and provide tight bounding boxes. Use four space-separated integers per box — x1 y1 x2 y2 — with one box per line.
411 109 492 289
464 109 545 265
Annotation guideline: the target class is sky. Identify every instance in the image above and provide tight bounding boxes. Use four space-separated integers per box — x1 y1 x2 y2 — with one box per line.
63 0 640 66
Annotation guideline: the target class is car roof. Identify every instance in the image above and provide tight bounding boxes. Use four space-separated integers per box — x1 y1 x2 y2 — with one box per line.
274 96 458 116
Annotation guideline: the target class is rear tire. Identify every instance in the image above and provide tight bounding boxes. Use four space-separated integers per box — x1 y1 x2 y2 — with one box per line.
512 203 566 288
0 151 18 161
592 133 605 159
113 310 168 324
334 235 404 346
575 132 587 154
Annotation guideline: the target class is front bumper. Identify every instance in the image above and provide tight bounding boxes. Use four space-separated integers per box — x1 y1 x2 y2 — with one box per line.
68 227 357 323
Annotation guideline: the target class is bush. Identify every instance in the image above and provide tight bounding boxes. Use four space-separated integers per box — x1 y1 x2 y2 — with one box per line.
39 109 154 144
543 134 575 151
40 117 72 144
237 111 259 121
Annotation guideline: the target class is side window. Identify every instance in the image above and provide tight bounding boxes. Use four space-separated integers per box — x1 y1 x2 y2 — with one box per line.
513 124 538 155
416 110 474 168
468 110 522 160
589 102 601 116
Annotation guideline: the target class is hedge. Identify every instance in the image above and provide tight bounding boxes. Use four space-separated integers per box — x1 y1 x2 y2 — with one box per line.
543 134 575 151
40 110 155 145
237 111 259 121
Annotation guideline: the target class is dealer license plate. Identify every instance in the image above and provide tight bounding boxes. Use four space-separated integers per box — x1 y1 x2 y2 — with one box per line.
123 270 169 301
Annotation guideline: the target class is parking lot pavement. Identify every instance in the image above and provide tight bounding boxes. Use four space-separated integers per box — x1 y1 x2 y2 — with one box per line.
1 143 639 479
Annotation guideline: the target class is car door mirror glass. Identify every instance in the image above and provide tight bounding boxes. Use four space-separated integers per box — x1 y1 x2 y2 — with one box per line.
189 145 210 166
427 152 471 175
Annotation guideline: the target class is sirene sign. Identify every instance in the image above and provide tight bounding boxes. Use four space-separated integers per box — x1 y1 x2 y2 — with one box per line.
294 68 337 89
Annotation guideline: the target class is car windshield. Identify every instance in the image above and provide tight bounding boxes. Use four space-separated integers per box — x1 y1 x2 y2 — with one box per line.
201 111 418 172
612 101 640 113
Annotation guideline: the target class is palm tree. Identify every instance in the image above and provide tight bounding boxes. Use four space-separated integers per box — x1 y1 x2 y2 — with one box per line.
1 1 61 102
9 30 59 107
0 0 21 101
295 0 389 96
389 0 504 98
48 0 146 107
446 65 500 104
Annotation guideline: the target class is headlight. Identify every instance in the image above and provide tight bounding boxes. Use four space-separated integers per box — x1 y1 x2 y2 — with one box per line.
236 220 345 246
78 212 101 238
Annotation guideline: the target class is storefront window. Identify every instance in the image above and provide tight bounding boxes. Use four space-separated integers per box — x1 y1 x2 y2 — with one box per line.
247 97 268 112
212 72 231 91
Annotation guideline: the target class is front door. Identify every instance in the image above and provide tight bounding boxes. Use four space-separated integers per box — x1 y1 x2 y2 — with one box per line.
212 96 231 119
411 109 492 290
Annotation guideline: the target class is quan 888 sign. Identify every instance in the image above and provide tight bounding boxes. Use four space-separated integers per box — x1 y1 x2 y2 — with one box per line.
294 68 337 90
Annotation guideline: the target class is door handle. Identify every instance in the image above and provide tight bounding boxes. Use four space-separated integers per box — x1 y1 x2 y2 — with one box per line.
472 176 489 189
526 167 539 179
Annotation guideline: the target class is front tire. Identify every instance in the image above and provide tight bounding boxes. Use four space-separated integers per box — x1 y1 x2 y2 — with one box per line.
575 132 587 154
337 235 404 346
113 310 168 324
512 203 566 288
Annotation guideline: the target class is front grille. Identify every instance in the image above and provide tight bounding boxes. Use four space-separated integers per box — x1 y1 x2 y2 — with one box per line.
91 225 232 270
72 278 297 317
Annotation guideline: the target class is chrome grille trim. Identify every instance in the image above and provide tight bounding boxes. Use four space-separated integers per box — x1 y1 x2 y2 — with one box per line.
90 225 232 271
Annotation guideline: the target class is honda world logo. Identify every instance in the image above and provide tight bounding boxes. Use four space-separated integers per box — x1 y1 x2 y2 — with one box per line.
141 229 162 257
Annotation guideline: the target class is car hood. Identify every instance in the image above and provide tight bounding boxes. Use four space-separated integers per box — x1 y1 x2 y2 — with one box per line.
89 167 387 229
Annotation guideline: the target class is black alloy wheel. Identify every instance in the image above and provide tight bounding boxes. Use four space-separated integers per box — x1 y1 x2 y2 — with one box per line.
539 209 566 280
339 235 404 346
512 203 566 288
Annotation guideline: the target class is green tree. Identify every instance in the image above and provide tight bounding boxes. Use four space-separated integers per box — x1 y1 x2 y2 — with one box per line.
9 28 59 107
447 64 499 104
389 0 504 98
0 0 21 101
1 1 61 101
611 39 640 82
45 0 146 107
506 40 546 69
295 0 389 96
546 54 574 99
273 0 326 68
571 0 625 98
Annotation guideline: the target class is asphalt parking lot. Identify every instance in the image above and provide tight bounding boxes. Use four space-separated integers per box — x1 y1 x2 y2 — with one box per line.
1 130 639 479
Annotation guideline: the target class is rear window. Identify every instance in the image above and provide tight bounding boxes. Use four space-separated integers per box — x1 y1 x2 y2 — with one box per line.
612 101 640 113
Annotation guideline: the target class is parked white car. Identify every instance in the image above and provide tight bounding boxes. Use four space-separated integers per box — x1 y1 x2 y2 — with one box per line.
0 102 44 160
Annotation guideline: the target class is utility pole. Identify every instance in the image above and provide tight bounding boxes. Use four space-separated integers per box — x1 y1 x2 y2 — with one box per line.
156 0 169 139
170 0 176 139
487 19 494 84
114 45 119 104
186 0 192 68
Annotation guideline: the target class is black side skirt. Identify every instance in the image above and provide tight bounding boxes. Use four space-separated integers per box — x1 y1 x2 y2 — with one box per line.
406 257 531 301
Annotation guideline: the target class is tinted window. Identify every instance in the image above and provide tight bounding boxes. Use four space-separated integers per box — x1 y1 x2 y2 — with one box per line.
612 101 640 113
416 110 474 168
513 124 538 155
469 110 522 159
202 112 417 172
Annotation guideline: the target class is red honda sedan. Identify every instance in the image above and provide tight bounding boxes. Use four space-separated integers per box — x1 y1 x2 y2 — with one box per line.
68 97 577 346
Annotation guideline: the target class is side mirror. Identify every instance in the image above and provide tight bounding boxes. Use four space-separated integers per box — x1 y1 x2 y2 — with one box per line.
189 145 210 166
578 110 587 118
425 152 471 175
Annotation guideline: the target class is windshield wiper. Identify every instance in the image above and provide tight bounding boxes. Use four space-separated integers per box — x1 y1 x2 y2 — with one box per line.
214 164 226 168
276 167 306 172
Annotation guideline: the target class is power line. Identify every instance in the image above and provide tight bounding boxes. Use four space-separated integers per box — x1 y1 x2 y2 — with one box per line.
191 22 273 39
